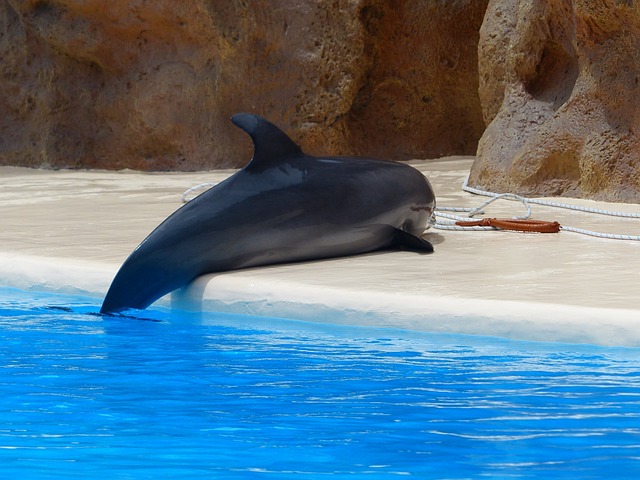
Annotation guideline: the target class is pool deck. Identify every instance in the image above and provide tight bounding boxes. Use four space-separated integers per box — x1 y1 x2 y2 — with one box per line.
2 157 640 346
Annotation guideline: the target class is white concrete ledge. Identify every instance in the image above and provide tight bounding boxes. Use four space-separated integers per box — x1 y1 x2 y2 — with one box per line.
2 158 640 347
173 273 640 347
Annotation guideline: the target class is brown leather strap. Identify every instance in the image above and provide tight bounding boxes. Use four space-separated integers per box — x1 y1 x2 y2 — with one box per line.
455 218 561 233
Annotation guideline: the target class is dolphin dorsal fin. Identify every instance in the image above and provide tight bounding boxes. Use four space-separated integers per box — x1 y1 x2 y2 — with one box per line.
232 113 303 171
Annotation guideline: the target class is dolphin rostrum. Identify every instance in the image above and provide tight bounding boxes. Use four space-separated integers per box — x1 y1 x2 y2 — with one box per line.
100 113 436 314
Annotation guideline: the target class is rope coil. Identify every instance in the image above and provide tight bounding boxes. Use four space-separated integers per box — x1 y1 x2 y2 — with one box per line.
432 176 640 241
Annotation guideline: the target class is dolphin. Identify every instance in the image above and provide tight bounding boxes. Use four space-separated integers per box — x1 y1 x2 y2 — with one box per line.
100 113 435 314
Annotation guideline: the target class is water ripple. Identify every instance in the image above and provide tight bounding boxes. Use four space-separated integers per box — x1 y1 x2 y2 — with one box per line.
1 287 640 479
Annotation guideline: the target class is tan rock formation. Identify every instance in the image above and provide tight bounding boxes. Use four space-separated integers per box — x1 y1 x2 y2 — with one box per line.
0 0 487 171
469 0 640 202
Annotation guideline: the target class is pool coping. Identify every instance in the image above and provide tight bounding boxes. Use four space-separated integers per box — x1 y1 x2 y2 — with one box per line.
2 158 640 347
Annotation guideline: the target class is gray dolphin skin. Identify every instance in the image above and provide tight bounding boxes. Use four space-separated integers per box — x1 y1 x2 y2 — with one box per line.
100 113 436 314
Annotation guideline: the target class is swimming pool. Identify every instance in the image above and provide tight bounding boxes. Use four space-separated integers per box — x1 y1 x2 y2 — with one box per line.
1 287 640 479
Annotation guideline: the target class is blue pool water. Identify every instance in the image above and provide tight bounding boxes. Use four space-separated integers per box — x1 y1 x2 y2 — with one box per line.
1 288 640 479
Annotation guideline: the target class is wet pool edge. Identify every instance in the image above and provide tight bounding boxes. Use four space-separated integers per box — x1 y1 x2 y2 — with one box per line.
2 252 639 348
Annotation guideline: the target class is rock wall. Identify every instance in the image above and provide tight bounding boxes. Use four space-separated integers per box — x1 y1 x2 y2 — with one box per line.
0 0 488 170
469 0 640 202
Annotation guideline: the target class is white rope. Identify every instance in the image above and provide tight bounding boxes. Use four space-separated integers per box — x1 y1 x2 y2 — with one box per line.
432 222 495 232
462 178 640 219
559 226 640 241
181 183 215 203
431 176 640 241
432 190 534 231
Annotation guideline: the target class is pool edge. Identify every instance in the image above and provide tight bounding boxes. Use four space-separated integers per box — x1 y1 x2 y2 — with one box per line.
2 252 639 348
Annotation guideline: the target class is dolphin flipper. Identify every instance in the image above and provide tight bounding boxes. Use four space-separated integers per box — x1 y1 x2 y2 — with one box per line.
392 228 434 253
